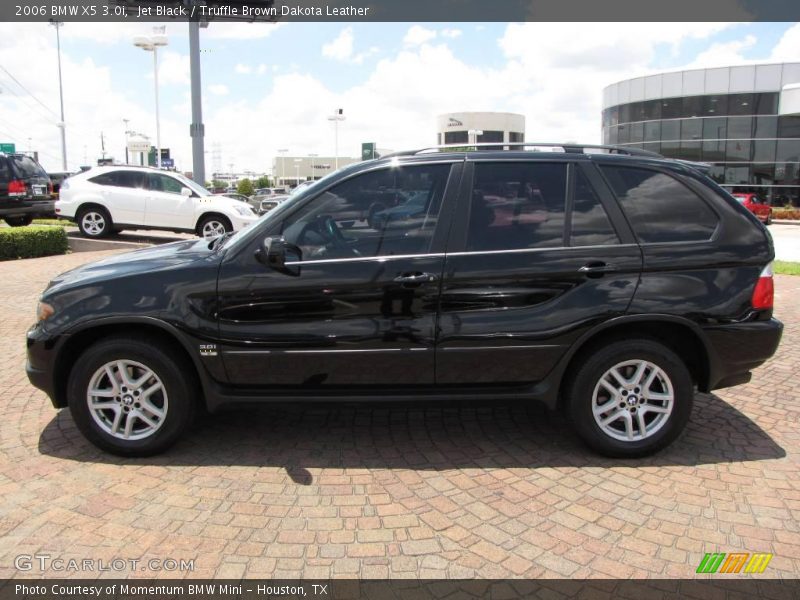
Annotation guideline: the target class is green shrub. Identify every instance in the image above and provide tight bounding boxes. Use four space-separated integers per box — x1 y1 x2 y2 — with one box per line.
0 226 69 261
32 218 75 227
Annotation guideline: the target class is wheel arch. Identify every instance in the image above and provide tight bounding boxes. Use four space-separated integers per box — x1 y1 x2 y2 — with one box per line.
52 317 207 409
551 315 714 410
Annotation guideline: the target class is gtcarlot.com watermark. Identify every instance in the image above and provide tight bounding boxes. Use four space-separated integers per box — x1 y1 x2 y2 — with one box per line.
15 554 195 573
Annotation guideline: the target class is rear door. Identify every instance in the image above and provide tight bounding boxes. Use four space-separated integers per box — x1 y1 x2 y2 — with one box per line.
88 170 147 225
435 157 642 385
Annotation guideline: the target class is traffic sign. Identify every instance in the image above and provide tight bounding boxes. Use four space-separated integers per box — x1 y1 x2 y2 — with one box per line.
0 143 16 153
161 158 175 168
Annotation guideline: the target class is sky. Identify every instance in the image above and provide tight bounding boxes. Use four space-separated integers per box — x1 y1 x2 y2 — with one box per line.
0 21 798 177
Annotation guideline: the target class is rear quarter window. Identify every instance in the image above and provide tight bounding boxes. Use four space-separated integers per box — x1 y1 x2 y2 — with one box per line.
600 165 719 243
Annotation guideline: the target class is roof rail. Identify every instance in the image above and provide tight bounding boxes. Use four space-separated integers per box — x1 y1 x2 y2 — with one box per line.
382 142 663 159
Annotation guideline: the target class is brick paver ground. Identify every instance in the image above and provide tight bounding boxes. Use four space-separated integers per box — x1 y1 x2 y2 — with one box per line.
1 250 798 579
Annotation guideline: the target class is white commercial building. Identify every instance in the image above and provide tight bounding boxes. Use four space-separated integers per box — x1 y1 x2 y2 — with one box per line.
436 112 526 146
271 155 358 187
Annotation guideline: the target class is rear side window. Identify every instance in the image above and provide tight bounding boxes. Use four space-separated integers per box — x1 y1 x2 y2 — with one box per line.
10 155 47 179
570 168 619 247
0 158 9 183
89 171 145 189
600 165 718 243
467 162 567 251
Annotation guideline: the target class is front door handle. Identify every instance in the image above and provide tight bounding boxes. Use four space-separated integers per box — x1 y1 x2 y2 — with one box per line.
578 262 618 277
394 272 438 285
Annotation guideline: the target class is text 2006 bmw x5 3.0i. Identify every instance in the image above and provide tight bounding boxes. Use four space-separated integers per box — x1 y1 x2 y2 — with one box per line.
26 144 782 457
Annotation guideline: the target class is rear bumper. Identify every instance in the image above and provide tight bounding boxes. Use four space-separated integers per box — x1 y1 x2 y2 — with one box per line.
704 317 783 391
0 200 55 218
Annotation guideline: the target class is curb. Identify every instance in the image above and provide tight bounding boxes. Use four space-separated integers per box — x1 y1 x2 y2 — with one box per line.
67 236 150 253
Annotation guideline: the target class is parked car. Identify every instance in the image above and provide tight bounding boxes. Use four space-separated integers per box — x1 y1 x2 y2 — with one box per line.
47 171 74 200
732 193 772 225
219 192 251 203
0 153 54 226
257 194 291 215
56 166 258 239
290 180 315 196
27 144 781 457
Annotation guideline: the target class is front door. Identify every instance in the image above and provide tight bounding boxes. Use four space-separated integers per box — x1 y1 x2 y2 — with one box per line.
436 158 642 385
216 162 461 388
145 172 194 229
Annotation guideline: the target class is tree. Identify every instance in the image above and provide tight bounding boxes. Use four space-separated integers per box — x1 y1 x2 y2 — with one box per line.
255 175 271 189
237 178 255 197
211 179 227 190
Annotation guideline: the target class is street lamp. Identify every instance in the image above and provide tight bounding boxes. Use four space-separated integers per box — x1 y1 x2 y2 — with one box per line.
133 27 168 168
294 158 302 185
468 129 483 146
50 20 68 171
327 108 345 170
308 153 318 181
277 148 288 187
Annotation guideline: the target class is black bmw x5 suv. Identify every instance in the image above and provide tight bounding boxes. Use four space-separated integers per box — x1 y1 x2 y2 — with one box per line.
27 144 782 457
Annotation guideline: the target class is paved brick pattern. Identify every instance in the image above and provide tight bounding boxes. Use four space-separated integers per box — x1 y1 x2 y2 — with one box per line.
1 250 799 579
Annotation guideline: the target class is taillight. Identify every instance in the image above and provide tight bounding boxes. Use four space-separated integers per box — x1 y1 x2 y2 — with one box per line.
752 263 774 310
8 180 26 197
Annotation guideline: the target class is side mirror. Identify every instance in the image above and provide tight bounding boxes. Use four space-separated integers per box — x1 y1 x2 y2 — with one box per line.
255 237 301 276
181 187 193 197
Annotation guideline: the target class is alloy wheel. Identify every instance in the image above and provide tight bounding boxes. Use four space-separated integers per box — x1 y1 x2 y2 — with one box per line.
81 212 106 236
86 359 169 441
591 359 674 442
201 220 227 239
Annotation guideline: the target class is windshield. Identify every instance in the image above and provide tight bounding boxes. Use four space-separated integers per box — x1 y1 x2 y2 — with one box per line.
172 172 211 197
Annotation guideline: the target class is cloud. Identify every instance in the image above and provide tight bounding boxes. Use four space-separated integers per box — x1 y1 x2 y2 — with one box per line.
441 28 462 39
208 84 229 96
322 27 355 61
767 22 800 62
403 25 437 46
204 22 284 40
234 63 252 75
322 27 379 64
155 51 190 86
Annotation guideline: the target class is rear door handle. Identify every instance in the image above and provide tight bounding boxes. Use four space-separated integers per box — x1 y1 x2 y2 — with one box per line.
394 272 438 284
578 262 618 277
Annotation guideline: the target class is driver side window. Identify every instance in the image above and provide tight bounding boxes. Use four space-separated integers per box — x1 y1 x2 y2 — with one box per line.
279 164 450 260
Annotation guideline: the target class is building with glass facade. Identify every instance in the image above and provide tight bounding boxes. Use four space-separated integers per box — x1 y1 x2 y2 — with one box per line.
601 63 800 205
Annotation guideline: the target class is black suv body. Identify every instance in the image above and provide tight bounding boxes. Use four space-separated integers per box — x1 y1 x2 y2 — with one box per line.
26 146 782 457
0 153 54 226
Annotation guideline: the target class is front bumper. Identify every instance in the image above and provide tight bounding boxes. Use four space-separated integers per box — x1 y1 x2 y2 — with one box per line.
704 317 783 391
26 324 62 408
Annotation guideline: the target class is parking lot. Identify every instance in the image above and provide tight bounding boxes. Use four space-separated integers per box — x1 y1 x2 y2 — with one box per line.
1 249 799 579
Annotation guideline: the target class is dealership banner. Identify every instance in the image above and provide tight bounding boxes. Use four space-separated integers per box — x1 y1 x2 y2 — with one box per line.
3 0 800 22
4 579 800 600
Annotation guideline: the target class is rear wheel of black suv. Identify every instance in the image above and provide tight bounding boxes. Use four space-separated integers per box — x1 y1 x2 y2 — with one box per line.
67 336 197 457
4 216 33 227
565 339 693 458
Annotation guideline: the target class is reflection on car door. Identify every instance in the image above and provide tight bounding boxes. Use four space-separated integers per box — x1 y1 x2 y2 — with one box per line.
215 162 461 388
436 159 642 385
145 173 194 229
95 171 147 225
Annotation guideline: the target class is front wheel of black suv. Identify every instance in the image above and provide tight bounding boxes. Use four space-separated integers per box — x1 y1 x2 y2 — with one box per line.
67 336 197 456
4 216 33 227
565 339 693 458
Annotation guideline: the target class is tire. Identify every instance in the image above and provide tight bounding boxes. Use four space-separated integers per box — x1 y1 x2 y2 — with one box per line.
4 216 33 227
565 339 693 458
77 206 112 238
197 214 232 240
67 336 197 456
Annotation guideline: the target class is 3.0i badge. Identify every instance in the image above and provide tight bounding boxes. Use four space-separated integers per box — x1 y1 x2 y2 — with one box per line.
199 344 217 357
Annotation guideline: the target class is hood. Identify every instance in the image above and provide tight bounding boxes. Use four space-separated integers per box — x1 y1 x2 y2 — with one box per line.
45 237 218 295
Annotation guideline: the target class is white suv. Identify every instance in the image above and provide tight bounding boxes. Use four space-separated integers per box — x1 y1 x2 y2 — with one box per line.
57 166 258 239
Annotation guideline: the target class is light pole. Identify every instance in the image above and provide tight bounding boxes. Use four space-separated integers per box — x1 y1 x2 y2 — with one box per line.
123 118 131 164
327 108 345 170
50 20 68 171
294 158 302 185
277 148 288 188
468 129 483 147
308 153 318 181
134 27 168 168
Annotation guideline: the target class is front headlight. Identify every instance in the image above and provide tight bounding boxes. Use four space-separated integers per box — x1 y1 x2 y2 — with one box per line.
36 301 54 322
233 204 254 217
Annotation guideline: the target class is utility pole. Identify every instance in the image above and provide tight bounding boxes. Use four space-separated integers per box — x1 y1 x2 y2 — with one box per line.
50 20 68 171
123 118 130 164
187 3 206 184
